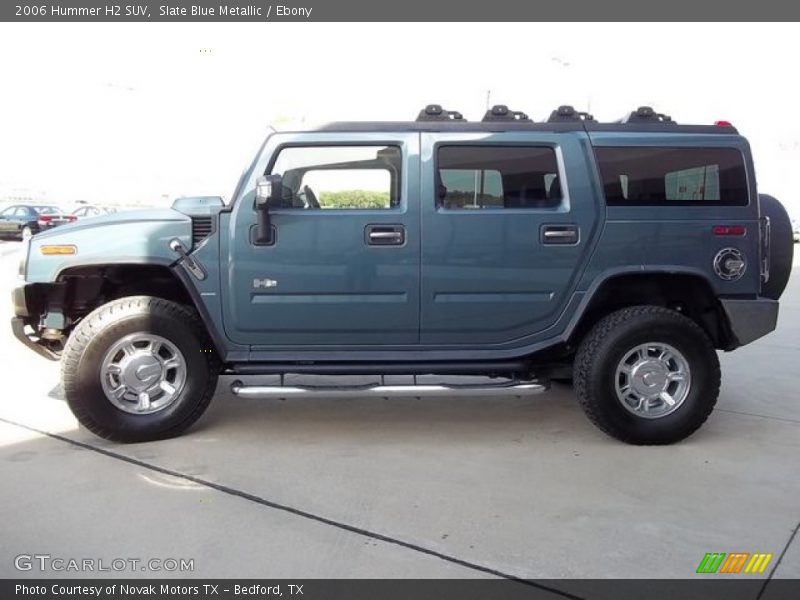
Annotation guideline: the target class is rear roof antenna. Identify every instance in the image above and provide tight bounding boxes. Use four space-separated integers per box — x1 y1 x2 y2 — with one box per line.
416 104 466 122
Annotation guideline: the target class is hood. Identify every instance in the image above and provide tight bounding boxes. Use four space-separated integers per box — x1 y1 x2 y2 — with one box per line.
33 208 190 240
25 208 196 283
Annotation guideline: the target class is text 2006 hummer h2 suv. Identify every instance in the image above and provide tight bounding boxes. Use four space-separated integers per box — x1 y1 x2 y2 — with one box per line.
11 105 794 444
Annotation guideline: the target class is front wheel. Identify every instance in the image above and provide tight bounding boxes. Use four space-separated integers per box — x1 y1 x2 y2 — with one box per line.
574 306 720 445
62 296 220 442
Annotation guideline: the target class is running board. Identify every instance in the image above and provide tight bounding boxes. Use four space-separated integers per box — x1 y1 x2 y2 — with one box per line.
230 380 548 400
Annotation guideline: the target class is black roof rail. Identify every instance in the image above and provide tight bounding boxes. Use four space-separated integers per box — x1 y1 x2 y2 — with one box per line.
482 105 531 122
547 105 595 123
622 106 676 124
416 104 466 122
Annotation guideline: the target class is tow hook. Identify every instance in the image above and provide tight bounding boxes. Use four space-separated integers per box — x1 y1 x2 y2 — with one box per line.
169 239 206 281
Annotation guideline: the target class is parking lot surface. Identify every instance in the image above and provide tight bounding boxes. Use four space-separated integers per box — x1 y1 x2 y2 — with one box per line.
0 239 798 582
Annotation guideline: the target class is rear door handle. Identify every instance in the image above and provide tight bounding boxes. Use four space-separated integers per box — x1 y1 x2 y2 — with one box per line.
366 224 405 246
541 224 579 245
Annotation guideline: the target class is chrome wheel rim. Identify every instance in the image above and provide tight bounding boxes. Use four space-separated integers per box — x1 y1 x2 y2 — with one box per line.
100 333 186 415
21 227 32 240
615 342 691 419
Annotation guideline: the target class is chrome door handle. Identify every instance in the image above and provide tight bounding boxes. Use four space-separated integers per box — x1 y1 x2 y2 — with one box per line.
543 230 575 239
366 225 405 246
369 231 403 241
541 224 579 245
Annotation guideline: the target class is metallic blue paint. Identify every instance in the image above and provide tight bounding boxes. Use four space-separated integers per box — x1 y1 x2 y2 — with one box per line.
18 127 767 361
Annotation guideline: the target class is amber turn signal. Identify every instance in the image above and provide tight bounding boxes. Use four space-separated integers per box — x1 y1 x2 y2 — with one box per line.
40 245 77 256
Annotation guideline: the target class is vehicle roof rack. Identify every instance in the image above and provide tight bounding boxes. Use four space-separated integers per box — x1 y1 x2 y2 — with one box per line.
547 105 595 123
622 106 676 124
482 105 531 122
416 104 466 122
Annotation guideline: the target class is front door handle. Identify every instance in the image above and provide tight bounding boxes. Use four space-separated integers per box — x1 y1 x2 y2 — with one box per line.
366 224 405 246
541 224 579 245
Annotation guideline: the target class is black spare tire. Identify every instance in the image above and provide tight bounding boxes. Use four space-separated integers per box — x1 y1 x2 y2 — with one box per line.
760 194 793 300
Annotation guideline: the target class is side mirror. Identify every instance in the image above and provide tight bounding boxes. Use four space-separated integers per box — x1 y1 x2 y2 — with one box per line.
254 174 282 245
255 174 283 208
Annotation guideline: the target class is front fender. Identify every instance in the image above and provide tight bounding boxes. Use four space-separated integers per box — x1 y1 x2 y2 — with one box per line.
25 209 192 283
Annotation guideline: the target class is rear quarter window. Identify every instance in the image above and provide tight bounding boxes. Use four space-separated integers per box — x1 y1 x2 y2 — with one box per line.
594 147 748 206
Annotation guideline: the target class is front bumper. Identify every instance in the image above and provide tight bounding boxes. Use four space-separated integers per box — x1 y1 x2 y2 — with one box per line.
11 284 60 361
11 317 60 360
720 297 779 347
12 283 29 318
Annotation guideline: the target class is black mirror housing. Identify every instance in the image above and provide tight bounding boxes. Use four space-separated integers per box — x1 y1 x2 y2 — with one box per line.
253 174 282 245
255 174 283 208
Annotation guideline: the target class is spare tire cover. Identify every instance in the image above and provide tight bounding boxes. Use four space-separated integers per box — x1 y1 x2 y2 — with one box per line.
760 194 794 300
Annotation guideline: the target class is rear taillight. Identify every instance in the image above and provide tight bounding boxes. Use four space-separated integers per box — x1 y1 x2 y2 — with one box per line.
712 225 746 236
714 120 734 127
37 216 53 227
65 215 77 222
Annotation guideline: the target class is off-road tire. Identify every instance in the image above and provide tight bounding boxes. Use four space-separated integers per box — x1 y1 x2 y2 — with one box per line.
574 306 720 445
62 296 220 442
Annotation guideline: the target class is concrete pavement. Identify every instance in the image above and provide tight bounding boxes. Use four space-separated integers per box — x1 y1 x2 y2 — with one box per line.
0 241 797 585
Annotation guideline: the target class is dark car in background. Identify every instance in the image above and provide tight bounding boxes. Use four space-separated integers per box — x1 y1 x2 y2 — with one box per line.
71 205 117 220
0 205 75 240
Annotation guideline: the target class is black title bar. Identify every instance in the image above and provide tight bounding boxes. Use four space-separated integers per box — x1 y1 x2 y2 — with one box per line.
4 0 800 21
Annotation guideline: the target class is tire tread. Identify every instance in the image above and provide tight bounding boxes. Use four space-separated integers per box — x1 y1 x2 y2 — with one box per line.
574 305 721 445
61 296 219 442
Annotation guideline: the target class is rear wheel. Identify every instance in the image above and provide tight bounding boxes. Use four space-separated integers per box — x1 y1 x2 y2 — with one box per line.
62 296 219 442
574 306 720 445
21 226 33 240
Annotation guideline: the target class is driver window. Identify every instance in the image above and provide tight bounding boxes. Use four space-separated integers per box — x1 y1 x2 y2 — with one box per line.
269 145 400 210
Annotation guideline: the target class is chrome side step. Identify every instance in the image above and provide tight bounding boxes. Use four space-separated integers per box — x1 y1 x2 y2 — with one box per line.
230 379 547 400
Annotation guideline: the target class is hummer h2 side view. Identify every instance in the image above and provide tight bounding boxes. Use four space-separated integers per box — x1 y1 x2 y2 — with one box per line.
11 104 794 444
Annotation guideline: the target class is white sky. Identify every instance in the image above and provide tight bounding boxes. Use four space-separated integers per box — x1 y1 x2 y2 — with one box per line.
0 22 798 218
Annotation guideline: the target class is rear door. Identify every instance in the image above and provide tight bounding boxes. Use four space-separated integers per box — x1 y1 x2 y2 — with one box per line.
420 131 600 345
221 132 421 347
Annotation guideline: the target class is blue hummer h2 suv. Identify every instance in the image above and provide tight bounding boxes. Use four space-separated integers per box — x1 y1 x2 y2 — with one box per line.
11 104 794 444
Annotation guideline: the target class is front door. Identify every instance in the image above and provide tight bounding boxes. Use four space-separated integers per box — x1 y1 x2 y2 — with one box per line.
420 131 600 345
222 132 420 347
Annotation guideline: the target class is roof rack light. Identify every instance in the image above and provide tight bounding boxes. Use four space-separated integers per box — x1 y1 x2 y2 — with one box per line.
623 106 676 124
547 105 595 123
482 105 531 122
416 104 466 122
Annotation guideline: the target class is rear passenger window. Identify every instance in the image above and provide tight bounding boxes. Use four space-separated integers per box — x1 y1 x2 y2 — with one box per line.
595 147 748 206
437 146 562 209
